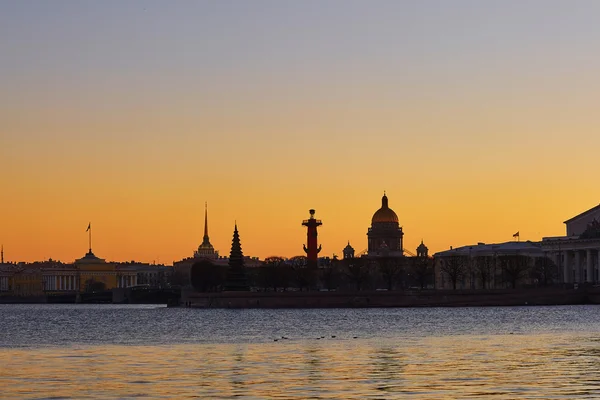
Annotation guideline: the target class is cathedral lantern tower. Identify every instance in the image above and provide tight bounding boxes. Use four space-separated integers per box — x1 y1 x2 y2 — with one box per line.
417 240 429 258
343 241 355 259
302 209 322 265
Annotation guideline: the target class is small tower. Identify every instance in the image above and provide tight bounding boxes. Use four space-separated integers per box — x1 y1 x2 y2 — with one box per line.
224 223 249 291
417 240 429 258
302 209 322 267
343 241 355 259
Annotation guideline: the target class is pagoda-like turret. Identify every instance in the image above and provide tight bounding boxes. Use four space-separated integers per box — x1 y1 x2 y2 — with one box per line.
224 223 249 291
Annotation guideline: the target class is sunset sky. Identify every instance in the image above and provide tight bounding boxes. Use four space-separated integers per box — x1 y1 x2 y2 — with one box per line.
2 1 600 263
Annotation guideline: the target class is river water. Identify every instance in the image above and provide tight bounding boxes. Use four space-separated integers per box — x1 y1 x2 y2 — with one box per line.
2 304 600 399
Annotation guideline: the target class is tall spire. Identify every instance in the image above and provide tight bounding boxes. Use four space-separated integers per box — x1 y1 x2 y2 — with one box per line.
1 245 3 263
196 202 216 258
203 202 209 242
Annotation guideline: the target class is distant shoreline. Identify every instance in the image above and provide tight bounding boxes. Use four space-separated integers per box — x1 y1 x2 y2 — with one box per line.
181 287 600 309
3 287 598 308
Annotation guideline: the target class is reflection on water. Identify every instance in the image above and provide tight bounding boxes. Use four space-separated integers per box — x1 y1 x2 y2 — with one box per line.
2 305 600 398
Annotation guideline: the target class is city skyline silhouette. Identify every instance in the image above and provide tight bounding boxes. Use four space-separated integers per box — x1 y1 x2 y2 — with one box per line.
2 1 600 263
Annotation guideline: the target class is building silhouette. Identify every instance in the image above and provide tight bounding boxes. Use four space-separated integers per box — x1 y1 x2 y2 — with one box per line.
224 223 249 291
367 193 404 257
195 202 218 259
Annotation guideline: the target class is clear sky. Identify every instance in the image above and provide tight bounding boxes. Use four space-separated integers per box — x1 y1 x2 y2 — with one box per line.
2 1 600 263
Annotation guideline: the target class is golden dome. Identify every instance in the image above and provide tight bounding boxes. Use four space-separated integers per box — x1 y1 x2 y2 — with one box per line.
371 194 399 224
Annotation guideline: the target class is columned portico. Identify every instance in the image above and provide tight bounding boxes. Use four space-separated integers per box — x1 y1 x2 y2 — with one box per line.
598 249 600 282
564 251 571 283
573 250 583 283
586 249 593 283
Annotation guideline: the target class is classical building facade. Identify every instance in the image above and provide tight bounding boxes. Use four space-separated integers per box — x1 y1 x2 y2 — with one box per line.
434 241 545 289
540 203 600 284
367 193 404 257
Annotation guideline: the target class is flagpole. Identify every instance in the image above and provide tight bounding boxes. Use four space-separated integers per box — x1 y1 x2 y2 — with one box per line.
89 223 92 253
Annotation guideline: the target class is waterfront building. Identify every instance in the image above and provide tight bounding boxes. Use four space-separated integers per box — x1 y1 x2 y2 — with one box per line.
367 193 404 257
540 203 600 284
12 268 44 296
41 260 79 292
0 262 14 292
117 262 173 287
434 241 545 289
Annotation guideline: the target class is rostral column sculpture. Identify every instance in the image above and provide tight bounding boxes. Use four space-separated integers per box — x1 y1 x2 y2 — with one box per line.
302 209 322 267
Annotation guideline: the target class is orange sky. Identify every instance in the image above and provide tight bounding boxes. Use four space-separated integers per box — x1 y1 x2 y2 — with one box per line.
1 2 600 263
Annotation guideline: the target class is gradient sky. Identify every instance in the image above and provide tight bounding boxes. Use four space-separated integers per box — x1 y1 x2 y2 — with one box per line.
2 1 600 264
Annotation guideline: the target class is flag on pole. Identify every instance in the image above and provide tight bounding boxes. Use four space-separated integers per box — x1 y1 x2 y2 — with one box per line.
512 231 519 238
86 223 91 232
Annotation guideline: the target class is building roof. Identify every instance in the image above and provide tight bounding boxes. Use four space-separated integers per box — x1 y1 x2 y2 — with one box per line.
434 241 543 258
372 193 399 224
563 203 600 224
75 251 106 264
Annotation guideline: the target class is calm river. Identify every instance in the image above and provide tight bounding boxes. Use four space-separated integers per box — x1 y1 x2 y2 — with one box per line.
2 304 600 399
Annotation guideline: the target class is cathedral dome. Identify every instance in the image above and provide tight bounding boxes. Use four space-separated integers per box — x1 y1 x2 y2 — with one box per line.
371 193 399 224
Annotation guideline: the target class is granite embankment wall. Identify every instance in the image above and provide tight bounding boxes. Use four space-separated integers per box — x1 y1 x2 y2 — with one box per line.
183 287 600 308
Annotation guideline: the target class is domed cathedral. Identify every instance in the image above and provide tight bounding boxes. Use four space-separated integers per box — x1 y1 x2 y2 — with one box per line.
367 192 404 256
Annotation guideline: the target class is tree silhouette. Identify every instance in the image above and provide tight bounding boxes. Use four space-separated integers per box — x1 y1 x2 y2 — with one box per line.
320 263 340 291
260 256 291 291
440 255 467 290
499 254 531 289
411 256 434 289
85 278 106 293
343 257 371 291
378 256 403 290
530 256 557 287
190 259 225 292
290 255 314 291
473 256 495 289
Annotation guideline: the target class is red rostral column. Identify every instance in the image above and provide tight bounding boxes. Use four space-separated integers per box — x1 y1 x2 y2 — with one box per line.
302 209 322 266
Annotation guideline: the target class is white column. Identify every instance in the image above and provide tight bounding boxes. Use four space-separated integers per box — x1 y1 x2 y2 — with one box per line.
551 252 558 268
564 251 571 283
586 249 593 283
575 251 581 283
597 249 600 282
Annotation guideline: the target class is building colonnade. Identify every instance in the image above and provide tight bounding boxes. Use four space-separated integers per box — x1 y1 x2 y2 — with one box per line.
43 274 79 291
117 275 137 288
0 276 9 291
548 248 600 284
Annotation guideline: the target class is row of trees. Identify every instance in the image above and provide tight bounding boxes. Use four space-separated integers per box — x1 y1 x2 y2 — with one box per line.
439 254 558 290
186 255 435 293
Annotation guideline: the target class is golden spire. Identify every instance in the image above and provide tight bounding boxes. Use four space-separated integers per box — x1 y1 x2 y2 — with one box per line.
203 202 209 242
